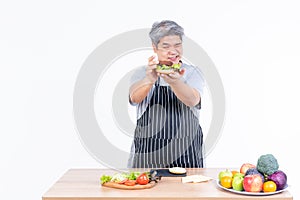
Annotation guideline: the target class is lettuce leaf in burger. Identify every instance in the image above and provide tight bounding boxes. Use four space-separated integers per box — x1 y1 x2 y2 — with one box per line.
156 61 181 74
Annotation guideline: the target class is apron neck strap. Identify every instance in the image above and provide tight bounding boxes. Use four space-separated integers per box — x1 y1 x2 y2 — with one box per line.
155 77 160 87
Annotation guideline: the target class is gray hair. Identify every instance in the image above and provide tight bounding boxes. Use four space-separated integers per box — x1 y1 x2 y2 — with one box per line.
149 20 184 47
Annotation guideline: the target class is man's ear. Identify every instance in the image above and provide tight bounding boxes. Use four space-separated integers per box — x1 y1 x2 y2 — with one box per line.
152 44 158 53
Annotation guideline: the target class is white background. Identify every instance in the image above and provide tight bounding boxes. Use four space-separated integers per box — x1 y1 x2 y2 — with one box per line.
0 0 299 199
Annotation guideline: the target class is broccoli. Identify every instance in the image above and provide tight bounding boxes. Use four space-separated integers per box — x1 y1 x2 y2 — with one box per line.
256 154 279 175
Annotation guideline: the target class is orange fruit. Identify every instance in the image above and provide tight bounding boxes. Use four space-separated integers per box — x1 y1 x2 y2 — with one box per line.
220 176 233 189
263 181 277 192
231 170 239 177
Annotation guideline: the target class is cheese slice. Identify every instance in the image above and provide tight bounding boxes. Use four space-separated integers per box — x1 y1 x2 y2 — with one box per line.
182 175 213 183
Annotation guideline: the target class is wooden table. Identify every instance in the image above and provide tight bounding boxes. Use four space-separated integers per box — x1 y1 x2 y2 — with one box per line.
42 168 293 200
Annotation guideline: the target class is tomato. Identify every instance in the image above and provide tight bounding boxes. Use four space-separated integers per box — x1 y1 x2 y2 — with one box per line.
136 173 149 185
124 179 136 186
263 181 277 192
231 170 239 177
220 176 233 189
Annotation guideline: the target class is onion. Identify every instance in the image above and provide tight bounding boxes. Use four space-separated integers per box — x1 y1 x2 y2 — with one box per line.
267 170 287 190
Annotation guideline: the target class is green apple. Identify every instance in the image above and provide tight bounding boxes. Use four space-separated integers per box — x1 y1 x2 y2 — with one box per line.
233 172 244 178
218 169 233 180
232 176 244 191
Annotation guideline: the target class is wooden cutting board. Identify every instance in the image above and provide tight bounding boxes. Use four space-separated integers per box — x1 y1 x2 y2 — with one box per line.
102 181 156 190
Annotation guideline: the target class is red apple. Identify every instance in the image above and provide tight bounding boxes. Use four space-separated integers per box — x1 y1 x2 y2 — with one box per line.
243 174 263 192
240 163 256 174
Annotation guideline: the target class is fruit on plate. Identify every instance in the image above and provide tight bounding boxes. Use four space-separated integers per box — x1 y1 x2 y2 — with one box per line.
245 168 265 183
233 172 244 178
243 174 263 192
218 169 233 180
231 170 239 177
217 154 288 193
220 176 233 189
240 163 256 174
267 170 287 190
232 175 244 191
263 181 277 192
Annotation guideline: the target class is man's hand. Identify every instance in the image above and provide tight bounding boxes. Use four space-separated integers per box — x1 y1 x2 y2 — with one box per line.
145 55 159 84
160 68 200 107
160 68 186 84
129 55 159 104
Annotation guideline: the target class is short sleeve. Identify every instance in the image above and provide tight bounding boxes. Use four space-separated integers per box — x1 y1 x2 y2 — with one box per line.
183 64 205 109
130 66 146 86
129 66 147 106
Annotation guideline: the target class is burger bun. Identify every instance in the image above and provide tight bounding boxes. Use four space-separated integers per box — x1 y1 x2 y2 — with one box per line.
169 167 187 174
156 69 175 74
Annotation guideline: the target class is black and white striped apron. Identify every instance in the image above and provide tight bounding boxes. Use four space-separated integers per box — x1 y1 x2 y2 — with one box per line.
131 78 203 168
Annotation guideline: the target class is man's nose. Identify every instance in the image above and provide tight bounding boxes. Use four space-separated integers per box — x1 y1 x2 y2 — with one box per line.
168 47 178 53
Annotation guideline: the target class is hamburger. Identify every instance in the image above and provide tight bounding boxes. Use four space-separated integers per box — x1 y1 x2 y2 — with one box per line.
156 61 181 74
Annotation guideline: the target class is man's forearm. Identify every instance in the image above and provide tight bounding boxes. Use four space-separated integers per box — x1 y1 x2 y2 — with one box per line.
129 78 154 104
169 80 200 107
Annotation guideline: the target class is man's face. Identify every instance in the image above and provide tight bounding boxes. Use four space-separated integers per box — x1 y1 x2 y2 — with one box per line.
153 35 183 64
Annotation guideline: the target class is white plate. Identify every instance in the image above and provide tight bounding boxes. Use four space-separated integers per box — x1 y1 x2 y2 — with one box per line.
216 180 288 196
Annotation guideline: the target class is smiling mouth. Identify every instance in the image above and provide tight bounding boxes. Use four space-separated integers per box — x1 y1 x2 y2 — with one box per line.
168 55 180 63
